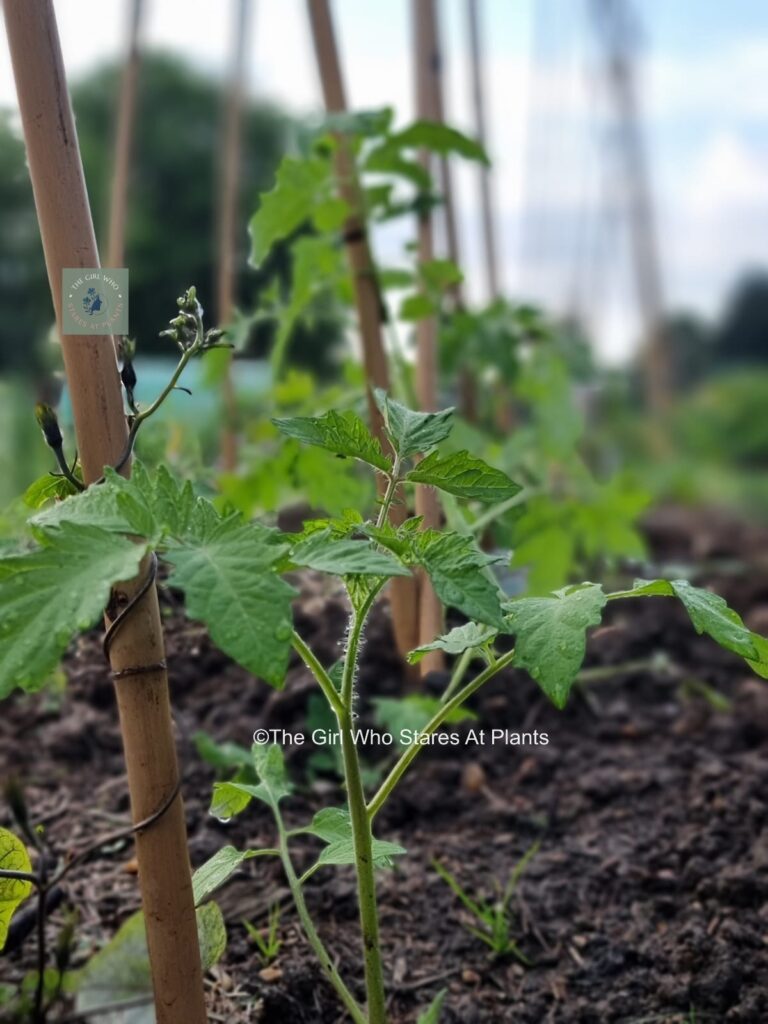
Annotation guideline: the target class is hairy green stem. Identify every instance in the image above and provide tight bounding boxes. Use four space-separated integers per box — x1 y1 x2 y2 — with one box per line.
276 817 366 1024
292 631 344 716
439 646 475 706
134 345 196 425
367 647 517 822
338 602 388 1024
375 458 401 529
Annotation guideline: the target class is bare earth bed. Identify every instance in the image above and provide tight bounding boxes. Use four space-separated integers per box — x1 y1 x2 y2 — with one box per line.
2 505 768 1023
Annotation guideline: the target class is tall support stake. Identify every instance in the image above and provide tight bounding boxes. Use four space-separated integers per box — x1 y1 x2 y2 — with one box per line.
306 0 419 660
592 0 670 415
425 0 478 423
412 0 445 673
216 0 251 471
106 0 144 269
467 0 500 301
3 5 207 1022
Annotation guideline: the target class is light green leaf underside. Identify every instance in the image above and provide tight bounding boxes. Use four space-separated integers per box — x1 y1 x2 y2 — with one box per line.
290 530 411 578
407 621 497 663
300 806 406 868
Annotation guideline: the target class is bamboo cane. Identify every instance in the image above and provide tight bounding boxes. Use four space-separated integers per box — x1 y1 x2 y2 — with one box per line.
467 0 500 302
3 5 206 1021
412 0 445 674
216 0 251 471
106 0 143 269
306 0 419 660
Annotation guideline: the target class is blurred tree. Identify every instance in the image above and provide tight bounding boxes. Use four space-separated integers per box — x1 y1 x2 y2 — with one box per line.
0 54 346 376
0 111 51 375
713 271 768 367
663 311 714 392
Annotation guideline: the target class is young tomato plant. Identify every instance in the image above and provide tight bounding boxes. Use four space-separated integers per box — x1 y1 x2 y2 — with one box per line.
5 367 768 1022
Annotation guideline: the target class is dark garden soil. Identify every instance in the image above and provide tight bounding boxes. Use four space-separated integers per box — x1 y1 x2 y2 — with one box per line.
3 504 768 1024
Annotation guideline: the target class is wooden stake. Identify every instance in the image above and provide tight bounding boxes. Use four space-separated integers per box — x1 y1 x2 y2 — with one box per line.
216 0 251 471
421 0 477 423
106 0 143 269
306 0 419 660
412 0 445 674
467 0 500 302
3 5 206 1021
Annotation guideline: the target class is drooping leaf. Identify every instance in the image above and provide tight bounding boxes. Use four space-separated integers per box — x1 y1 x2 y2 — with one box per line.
406 450 521 503
388 121 489 163
192 846 264 906
414 530 505 628
290 530 411 578
209 782 253 822
272 409 391 471
0 524 146 697
165 520 295 688
363 143 432 189
300 807 405 868
504 584 608 707
251 743 293 810
74 902 226 1022
0 828 33 951
374 391 454 459
407 621 497 663
249 156 330 267
609 578 768 676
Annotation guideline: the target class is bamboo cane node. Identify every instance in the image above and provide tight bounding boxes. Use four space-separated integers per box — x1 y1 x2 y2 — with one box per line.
112 660 168 679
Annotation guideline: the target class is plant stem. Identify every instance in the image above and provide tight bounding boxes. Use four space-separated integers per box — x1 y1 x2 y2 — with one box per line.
470 488 533 536
337 602 389 1024
134 345 196 425
367 647 517 822
375 459 401 529
292 631 344 716
439 646 474 705
276 817 366 1024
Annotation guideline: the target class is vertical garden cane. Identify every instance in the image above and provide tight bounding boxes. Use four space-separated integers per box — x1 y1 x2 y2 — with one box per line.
106 0 143 269
2 3 207 1021
411 0 446 674
215 0 251 472
306 0 419 661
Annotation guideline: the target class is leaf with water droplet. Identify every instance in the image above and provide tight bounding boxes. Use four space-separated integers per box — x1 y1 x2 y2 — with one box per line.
503 584 607 707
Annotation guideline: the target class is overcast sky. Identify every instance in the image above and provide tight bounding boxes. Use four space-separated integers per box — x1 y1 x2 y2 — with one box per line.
1 0 766 364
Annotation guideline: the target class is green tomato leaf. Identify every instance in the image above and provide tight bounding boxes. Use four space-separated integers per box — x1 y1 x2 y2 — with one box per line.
290 530 411 578
0 524 146 697
192 846 265 905
0 828 33 951
23 473 78 509
209 781 253 822
407 621 497 663
300 807 405 868
406 450 521 502
363 143 432 189
165 520 295 688
249 156 330 267
74 902 226 1019
272 409 391 472
399 293 436 322
504 583 608 708
373 695 475 745
374 390 454 459
387 121 489 163
609 578 768 675
414 530 505 628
